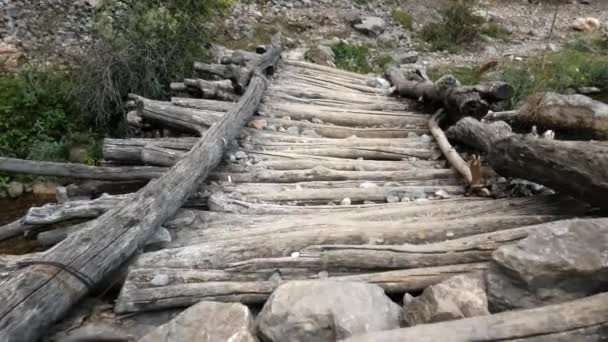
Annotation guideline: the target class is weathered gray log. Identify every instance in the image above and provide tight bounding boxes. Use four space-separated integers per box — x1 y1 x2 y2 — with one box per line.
0 157 167 181
261 102 429 128
130 95 224 134
386 65 489 121
115 263 490 313
0 35 282 342
183 79 239 102
447 117 608 209
0 219 31 241
170 97 234 112
487 92 608 140
141 145 185 167
343 292 608 342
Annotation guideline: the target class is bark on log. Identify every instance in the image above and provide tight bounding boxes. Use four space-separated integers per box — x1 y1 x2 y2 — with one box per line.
447 117 608 209
386 65 489 121
130 95 224 134
170 97 234 112
489 92 608 140
0 157 167 181
0 36 282 342
343 292 608 342
429 111 472 185
183 79 239 102
115 263 490 313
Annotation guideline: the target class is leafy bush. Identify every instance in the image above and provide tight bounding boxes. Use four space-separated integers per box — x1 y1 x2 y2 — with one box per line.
70 0 233 128
333 42 373 74
500 49 608 106
391 9 414 30
419 0 484 52
0 64 74 160
332 42 395 74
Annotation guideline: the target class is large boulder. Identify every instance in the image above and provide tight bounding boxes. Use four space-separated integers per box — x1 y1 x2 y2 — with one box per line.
353 17 387 37
403 273 489 326
487 218 608 311
139 301 257 342
256 280 402 342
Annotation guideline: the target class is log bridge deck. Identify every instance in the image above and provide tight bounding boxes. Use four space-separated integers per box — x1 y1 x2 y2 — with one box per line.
0 46 592 340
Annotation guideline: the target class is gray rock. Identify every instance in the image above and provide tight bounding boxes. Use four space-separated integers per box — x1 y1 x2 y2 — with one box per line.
7 181 24 198
386 194 400 203
395 51 418 64
139 301 257 342
257 280 402 342
404 273 489 326
341 10 362 25
305 45 335 67
150 274 170 287
235 151 247 160
340 197 352 206
144 227 172 252
487 218 608 311
354 16 386 37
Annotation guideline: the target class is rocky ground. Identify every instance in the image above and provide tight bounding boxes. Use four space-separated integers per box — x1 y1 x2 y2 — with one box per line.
220 0 608 69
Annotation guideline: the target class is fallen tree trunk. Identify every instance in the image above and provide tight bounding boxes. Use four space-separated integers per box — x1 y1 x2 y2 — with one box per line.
183 78 239 102
344 292 608 342
0 35 282 341
385 65 489 121
447 117 608 209
130 95 224 134
486 92 608 140
170 97 234 112
0 219 31 241
0 157 167 181
115 263 490 313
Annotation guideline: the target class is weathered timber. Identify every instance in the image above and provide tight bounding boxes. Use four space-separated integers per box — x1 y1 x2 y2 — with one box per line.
343 292 608 342
170 97 234 112
133 214 569 269
0 35 282 342
472 81 514 102
141 145 185 167
183 78 239 102
429 111 472 184
488 92 608 139
211 167 460 183
262 117 428 138
130 95 224 134
386 65 489 121
66 180 148 198
115 263 489 313
260 102 429 128
0 219 31 241
447 117 608 209
283 60 369 81
219 184 465 204
0 157 166 181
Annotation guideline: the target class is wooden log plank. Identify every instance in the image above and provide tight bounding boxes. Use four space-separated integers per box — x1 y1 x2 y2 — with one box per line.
211 167 460 183
170 97 234 112
0 219 31 241
447 117 608 209
244 146 439 161
266 93 407 112
183 78 239 102
283 60 369 80
114 263 489 313
0 36 282 341
343 292 608 342
134 214 569 270
260 102 428 128
0 157 167 181
262 117 428 138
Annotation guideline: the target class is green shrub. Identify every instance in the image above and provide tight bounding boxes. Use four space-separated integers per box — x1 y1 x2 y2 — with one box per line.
333 42 373 74
0 64 74 160
500 49 608 106
419 0 484 52
391 9 414 30
70 0 233 128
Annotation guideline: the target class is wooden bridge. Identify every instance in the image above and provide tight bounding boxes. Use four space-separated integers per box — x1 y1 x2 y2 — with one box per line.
0 36 598 341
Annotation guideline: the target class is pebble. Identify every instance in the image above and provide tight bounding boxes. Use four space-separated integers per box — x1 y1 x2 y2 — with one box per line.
359 182 378 188
286 126 300 134
434 189 450 199
235 151 247 160
386 194 400 203
151 274 170 287
340 197 352 205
